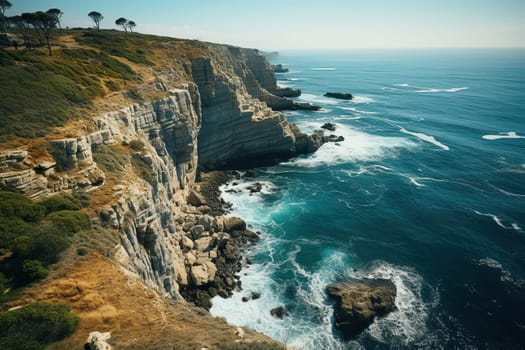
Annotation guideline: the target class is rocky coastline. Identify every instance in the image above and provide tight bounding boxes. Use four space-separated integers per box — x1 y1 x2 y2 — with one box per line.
0 33 351 347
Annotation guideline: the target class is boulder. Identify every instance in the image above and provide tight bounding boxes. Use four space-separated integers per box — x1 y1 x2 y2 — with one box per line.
326 278 397 339
190 262 217 286
321 123 336 132
270 306 288 319
187 190 207 207
324 92 354 100
223 217 247 233
84 331 112 350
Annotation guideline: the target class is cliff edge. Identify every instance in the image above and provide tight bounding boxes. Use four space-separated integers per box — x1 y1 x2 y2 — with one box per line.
0 30 320 349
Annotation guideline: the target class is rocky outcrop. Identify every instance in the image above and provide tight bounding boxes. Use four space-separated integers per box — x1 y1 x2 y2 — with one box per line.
192 49 322 169
272 64 289 73
324 92 354 100
274 87 301 98
327 279 397 339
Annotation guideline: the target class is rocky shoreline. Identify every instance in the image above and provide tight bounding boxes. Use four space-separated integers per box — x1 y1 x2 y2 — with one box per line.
177 171 261 309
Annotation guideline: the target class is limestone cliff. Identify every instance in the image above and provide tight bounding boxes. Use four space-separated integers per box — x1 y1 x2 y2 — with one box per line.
192 45 321 169
0 37 322 319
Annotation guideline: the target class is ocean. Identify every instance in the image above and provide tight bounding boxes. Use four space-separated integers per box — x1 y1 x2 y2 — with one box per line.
210 49 525 349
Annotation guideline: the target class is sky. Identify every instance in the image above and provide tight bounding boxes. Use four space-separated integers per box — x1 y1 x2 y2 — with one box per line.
8 0 525 50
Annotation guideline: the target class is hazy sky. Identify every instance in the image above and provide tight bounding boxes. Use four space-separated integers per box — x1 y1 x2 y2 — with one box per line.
10 0 525 50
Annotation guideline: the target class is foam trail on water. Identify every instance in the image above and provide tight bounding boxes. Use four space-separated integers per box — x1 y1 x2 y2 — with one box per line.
352 95 376 103
415 87 469 93
339 106 377 115
283 122 416 168
482 131 525 140
473 210 522 232
312 67 336 71
400 127 450 150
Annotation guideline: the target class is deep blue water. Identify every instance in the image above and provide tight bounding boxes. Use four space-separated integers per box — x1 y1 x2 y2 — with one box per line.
211 49 525 349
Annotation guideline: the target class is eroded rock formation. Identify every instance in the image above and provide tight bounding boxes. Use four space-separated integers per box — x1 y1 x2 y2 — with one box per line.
327 278 397 338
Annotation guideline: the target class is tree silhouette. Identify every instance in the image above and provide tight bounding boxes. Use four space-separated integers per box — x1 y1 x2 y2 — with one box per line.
0 0 13 32
46 8 63 29
126 20 136 33
115 17 128 37
21 11 57 55
88 11 103 31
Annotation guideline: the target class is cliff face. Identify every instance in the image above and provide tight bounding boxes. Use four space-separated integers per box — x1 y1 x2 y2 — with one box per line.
192 45 320 169
0 41 319 306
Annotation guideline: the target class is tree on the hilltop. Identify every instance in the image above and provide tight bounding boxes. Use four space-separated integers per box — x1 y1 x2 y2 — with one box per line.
88 11 103 31
46 8 63 29
115 17 128 37
126 20 136 33
21 11 57 55
0 0 13 32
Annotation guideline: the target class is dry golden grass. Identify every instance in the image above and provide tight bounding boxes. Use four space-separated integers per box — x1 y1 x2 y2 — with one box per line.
6 252 280 349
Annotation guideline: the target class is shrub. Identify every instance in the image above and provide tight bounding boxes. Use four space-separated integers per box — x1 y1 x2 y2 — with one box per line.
0 302 79 346
0 192 45 222
21 260 48 282
38 195 81 214
44 210 91 236
105 80 120 92
129 139 145 151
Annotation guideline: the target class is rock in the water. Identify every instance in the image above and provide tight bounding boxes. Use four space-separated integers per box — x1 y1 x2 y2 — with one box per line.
324 92 354 100
321 123 336 132
327 278 396 338
292 102 322 111
272 64 289 73
274 87 301 98
270 306 288 319
84 331 112 350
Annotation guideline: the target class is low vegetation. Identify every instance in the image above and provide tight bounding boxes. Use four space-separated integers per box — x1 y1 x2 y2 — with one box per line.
0 302 79 349
0 191 90 298
0 47 135 142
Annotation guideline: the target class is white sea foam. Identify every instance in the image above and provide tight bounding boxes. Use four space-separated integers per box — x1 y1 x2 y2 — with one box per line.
487 183 525 198
400 127 450 151
352 95 376 103
349 262 431 344
475 258 524 287
344 164 393 177
311 67 336 71
298 93 339 105
339 106 377 115
397 83 410 87
473 210 523 232
415 87 469 93
282 123 416 168
482 131 525 140
409 177 425 187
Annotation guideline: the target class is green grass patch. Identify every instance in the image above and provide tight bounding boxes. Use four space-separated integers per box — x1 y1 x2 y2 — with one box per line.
92 144 128 174
77 31 156 66
0 47 136 142
0 302 79 349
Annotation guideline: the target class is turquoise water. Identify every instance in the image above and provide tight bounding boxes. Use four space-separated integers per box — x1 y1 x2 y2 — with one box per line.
211 49 525 349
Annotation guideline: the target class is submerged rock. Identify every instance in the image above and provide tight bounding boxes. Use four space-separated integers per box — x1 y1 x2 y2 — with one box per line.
324 92 354 100
327 278 397 339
